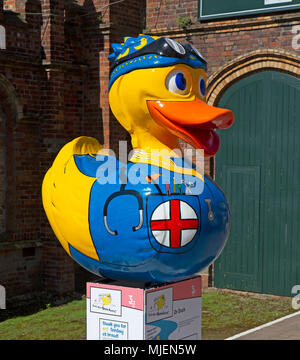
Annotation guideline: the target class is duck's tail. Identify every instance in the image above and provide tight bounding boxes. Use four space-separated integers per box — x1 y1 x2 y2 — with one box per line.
42 137 102 260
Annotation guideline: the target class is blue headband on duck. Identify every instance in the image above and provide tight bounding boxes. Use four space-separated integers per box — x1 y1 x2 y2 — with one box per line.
108 35 207 90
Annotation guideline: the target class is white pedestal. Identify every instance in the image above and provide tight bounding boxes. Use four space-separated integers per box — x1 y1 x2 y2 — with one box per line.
86 276 202 340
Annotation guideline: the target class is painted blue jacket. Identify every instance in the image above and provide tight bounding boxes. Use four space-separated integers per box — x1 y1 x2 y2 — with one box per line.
69 154 230 283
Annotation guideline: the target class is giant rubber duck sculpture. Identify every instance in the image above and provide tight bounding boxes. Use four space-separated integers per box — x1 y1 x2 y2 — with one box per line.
42 35 234 284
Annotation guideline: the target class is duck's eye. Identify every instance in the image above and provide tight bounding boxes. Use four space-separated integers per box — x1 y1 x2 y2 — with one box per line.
166 71 188 95
199 76 206 98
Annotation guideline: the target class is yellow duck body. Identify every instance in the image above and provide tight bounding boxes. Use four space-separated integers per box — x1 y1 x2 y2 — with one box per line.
42 35 234 283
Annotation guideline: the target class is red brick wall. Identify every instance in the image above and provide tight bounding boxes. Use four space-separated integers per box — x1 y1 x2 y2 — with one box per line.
145 1 300 79
146 0 198 30
3 0 42 58
0 247 42 298
110 0 146 31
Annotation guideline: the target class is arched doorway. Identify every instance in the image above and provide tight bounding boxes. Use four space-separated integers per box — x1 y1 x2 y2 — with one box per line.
213 70 300 296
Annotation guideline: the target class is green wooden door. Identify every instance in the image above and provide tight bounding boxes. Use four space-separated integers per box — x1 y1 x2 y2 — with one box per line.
214 71 300 296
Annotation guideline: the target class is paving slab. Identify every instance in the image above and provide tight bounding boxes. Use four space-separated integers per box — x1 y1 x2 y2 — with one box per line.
226 311 300 340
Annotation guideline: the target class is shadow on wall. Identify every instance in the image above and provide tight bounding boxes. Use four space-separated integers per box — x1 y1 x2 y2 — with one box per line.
81 0 105 145
108 0 147 156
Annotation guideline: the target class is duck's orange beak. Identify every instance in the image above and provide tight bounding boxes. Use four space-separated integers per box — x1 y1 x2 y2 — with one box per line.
147 98 234 157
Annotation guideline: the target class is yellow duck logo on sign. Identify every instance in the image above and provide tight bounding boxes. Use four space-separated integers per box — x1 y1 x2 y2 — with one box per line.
101 294 112 306
155 294 166 311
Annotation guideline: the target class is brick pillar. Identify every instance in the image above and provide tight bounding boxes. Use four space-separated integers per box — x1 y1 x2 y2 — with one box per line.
41 0 65 60
99 33 110 148
80 0 111 147
109 0 146 153
40 0 75 295
80 0 146 152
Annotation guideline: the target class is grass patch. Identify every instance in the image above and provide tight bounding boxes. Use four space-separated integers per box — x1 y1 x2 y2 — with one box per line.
0 290 295 340
0 298 86 340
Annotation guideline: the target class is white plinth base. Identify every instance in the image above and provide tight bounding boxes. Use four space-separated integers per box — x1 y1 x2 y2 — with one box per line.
86 276 202 340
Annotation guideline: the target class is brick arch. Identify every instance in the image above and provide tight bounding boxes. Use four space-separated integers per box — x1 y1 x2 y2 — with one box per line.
207 49 300 106
0 74 23 122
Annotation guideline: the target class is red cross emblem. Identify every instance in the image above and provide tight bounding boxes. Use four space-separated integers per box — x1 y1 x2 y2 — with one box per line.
150 200 199 248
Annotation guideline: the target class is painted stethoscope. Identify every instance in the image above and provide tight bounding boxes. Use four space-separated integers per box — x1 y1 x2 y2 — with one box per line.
103 171 215 236
103 170 160 236
103 184 144 235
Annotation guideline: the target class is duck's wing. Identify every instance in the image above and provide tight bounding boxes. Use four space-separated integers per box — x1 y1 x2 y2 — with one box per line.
42 137 102 260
